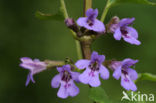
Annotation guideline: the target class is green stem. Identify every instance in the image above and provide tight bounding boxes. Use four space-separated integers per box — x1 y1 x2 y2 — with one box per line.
60 0 69 18
100 0 111 22
75 40 83 59
60 0 83 59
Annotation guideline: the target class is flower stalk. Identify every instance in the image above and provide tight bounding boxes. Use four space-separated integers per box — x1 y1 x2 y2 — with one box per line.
60 0 69 18
44 60 65 69
81 40 92 59
100 0 111 22
60 0 83 59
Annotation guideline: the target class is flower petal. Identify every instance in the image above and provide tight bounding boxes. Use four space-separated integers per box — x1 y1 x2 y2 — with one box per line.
89 19 105 32
128 68 138 80
30 73 35 83
25 73 35 86
123 36 141 45
113 66 122 80
51 74 61 88
127 27 138 39
25 73 31 86
63 65 71 71
57 81 68 99
98 55 105 64
76 17 105 32
20 58 46 73
71 72 80 82
79 68 91 84
34 59 40 62
57 67 63 72
68 81 79 97
20 63 33 70
75 59 90 69
121 74 137 91
91 51 98 60
77 17 88 28
86 8 98 19
99 65 109 80
119 18 135 27
31 66 46 75
122 58 138 68
89 71 100 87
114 28 122 40
20 57 33 63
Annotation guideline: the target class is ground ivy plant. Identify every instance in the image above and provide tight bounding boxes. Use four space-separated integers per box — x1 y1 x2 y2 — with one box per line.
19 0 156 102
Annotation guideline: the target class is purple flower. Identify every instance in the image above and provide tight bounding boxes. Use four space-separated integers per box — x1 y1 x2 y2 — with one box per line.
51 65 80 99
113 18 141 45
77 8 105 33
20 57 47 86
111 58 138 91
75 51 109 87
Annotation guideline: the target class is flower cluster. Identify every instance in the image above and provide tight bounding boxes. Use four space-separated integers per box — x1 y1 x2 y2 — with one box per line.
66 8 141 45
20 8 140 99
20 52 139 98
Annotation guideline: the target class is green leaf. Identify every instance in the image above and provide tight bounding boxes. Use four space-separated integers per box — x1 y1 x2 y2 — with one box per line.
108 0 156 7
89 87 111 103
35 11 64 21
135 73 156 83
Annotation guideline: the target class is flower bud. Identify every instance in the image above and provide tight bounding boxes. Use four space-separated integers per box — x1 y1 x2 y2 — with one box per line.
106 16 120 33
108 60 121 71
65 18 79 33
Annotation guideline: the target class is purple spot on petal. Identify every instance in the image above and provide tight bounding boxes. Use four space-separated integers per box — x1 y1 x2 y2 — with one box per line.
120 27 129 37
124 77 130 82
61 71 72 82
87 20 94 26
64 83 71 89
122 70 128 75
88 71 95 77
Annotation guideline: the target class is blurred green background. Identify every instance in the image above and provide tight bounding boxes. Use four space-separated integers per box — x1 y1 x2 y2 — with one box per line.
0 0 156 103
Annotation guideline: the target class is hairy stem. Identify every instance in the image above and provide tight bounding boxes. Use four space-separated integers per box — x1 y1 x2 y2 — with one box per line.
80 0 93 59
60 0 83 59
100 0 110 22
81 40 92 59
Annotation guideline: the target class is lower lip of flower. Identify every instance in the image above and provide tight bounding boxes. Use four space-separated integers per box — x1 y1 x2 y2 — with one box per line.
64 83 71 89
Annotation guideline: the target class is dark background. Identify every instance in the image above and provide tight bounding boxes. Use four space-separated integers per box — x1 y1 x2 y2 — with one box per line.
0 0 156 103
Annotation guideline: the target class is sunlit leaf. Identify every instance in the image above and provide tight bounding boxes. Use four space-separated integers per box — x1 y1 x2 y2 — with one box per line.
108 0 156 7
35 11 64 21
89 87 111 103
